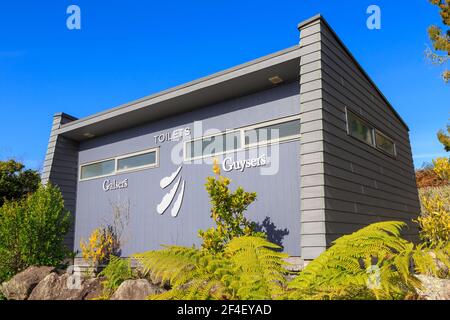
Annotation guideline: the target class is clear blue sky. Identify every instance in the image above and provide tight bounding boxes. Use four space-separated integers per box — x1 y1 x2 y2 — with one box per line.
0 0 448 170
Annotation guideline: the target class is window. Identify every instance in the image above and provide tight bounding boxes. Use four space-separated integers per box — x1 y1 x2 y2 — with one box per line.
375 131 396 156
80 159 115 180
80 148 159 181
346 110 375 146
183 116 301 161
244 118 301 146
185 131 241 160
346 108 396 158
117 150 157 172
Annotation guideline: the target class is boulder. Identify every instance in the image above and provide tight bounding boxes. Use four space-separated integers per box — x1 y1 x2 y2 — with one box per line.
0 266 54 300
28 273 104 300
416 275 450 300
111 279 164 300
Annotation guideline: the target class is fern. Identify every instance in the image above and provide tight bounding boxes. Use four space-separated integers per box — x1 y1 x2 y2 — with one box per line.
133 236 288 300
287 221 450 300
98 255 134 298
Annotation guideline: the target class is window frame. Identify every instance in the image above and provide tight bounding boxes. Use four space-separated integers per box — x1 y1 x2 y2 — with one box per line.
345 108 375 147
183 115 301 162
345 107 397 158
242 114 302 149
79 147 159 182
183 129 243 162
375 130 397 157
116 148 160 174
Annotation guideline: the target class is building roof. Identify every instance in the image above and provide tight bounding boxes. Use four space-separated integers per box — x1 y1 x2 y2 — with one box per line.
57 15 408 142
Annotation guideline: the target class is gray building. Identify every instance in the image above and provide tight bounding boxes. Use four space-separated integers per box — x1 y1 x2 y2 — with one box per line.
42 15 420 261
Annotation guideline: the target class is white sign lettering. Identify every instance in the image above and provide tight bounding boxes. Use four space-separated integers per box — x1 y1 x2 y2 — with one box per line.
154 127 191 145
222 155 267 172
103 179 129 192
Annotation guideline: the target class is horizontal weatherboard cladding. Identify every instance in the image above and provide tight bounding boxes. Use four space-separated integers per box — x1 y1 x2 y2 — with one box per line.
75 82 302 257
317 18 420 244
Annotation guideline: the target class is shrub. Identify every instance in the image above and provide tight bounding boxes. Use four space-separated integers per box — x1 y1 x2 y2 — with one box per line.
417 185 450 246
98 256 133 298
416 168 448 188
80 226 120 267
0 184 72 283
198 160 263 253
0 160 40 206
433 157 450 181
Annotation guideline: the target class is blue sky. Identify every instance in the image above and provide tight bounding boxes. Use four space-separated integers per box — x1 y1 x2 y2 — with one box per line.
0 0 448 170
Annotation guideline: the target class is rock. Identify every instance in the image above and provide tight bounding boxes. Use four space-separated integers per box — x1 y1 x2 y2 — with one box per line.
0 266 55 300
28 273 104 300
111 279 164 300
416 275 450 300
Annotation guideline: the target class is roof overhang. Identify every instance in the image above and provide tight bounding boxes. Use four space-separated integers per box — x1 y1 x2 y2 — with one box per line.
59 45 302 142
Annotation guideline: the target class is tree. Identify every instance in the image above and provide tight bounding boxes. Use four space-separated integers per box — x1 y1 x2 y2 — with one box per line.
198 160 262 253
426 0 450 82
0 160 40 206
437 124 450 151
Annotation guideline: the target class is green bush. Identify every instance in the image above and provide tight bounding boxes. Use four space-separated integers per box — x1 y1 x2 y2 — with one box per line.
0 160 40 207
0 184 72 283
198 161 263 253
98 256 134 298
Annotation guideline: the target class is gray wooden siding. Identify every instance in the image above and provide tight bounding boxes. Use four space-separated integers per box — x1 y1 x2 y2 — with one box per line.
318 18 420 246
298 18 327 260
298 16 420 259
42 113 79 250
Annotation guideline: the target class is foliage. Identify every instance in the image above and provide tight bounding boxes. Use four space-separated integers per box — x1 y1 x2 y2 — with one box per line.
80 226 120 267
426 0 450 82
417 186 450 246
416 167 449 188
438 125 450 152
0 160 40 207
134 236 288 300
287 221 450 300
198 160 262 253
98 256 134 299
433 157 450 180
0 184 72 283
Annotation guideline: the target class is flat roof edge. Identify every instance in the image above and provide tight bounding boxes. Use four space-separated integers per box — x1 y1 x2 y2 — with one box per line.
59 44 301 133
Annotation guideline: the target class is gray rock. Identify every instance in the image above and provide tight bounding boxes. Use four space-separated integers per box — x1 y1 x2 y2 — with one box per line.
28 273 104 300
416 275 450 300
0 266 55 300
111 279 164 300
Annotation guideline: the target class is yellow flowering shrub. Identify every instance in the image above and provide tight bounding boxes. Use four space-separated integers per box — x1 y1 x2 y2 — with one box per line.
198 159 262 253
80 226 120 266
432 157 450 181
417 186 450 246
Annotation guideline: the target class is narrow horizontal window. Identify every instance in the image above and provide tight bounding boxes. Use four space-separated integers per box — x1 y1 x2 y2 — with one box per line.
185 131 241 160
117 150 157 172
80 159 115 180
244 118 301 146
375 131 396 156
347 111 374 146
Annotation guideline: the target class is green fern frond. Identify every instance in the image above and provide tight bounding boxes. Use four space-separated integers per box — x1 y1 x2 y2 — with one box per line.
288 221 415 300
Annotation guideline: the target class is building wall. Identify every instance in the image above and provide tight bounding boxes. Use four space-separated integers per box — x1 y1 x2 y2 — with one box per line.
42 113 80 250
298 17 328 260
74 82 302 257
298 17 420 260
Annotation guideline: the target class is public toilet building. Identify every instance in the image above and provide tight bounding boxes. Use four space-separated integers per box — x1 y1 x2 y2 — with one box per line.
42 15 420 261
